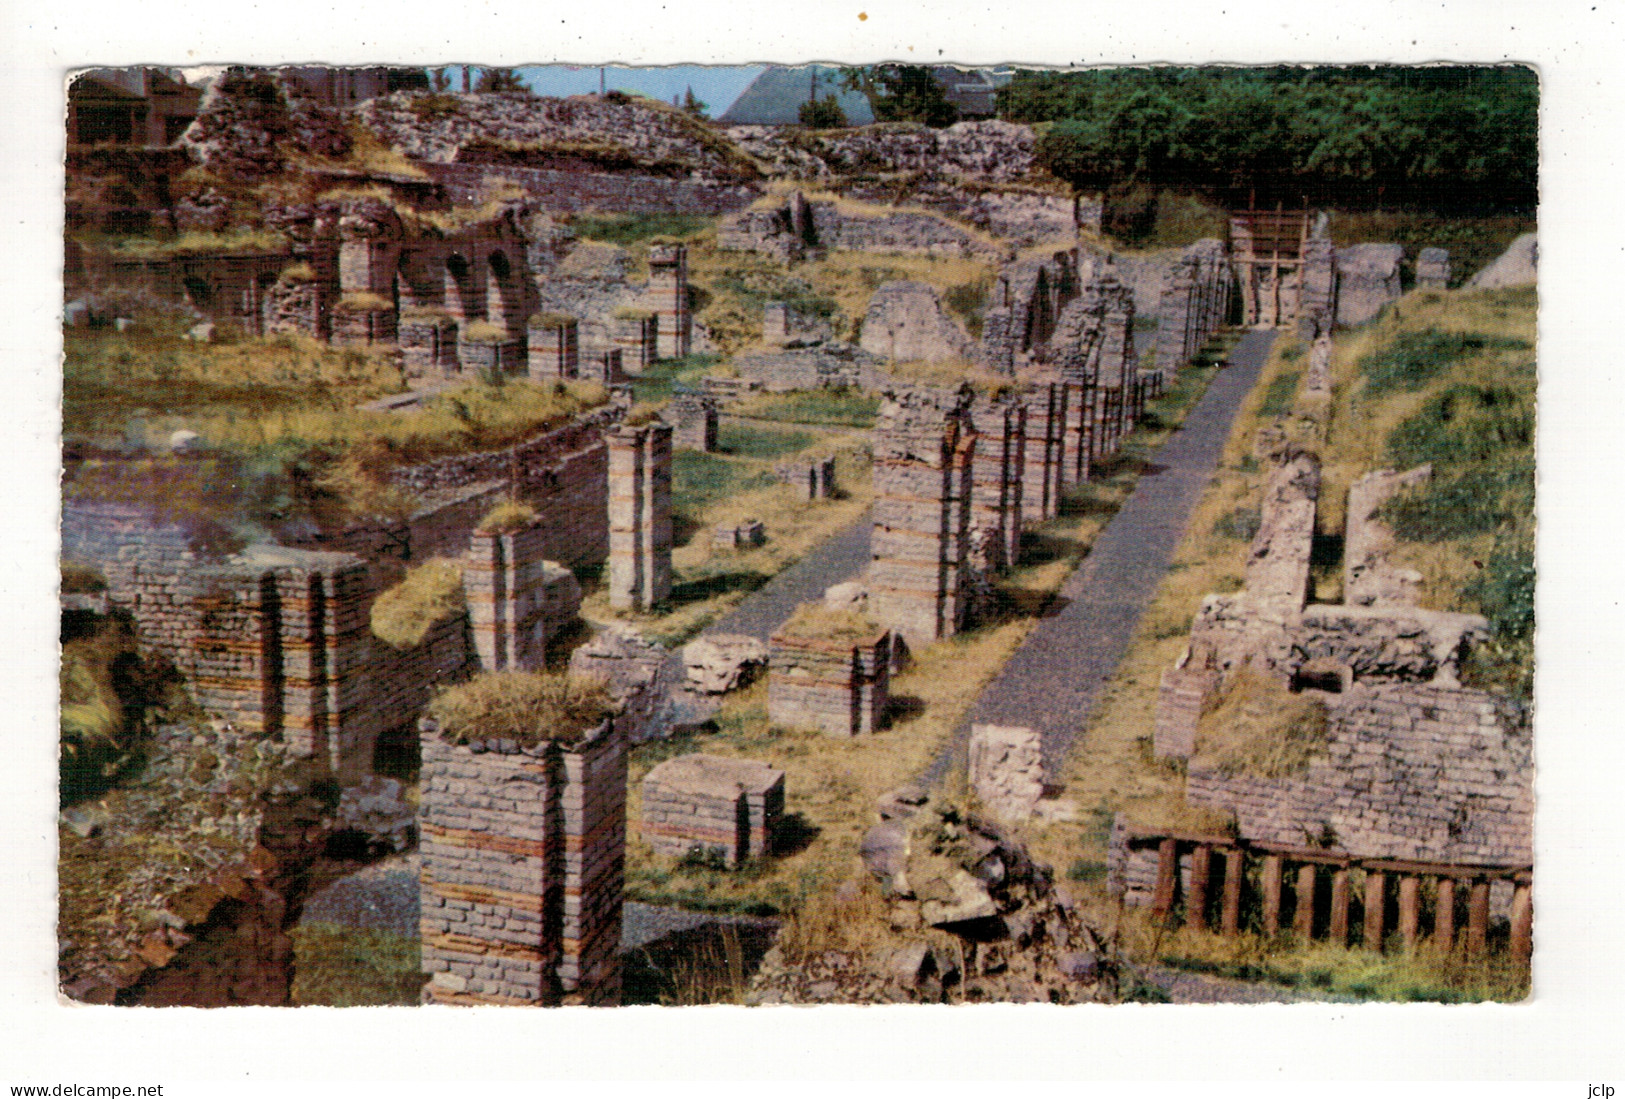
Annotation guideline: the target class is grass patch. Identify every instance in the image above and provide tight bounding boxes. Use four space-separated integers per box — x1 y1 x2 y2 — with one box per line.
1191 671 1329 780
1257 370 1301 417
427 670 614 747
625 353 722 405
672 451 778 517
289 923 426 1007
776 603 882 644
475 500 539 534
717 421 815 460
370 559 466 650
1359 330 1531 398
731 388 880 429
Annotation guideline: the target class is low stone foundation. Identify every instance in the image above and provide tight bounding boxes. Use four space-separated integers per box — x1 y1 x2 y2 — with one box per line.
667 392 719 452
641 753 785 867
768 623 891 738
775 456 837 500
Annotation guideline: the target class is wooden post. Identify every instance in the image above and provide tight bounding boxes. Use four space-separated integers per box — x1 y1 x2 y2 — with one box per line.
1186 845 1211 932
1221 849 1244 936
1363 869 1386 952
1262 855 1284 937
1329 867 1351 947
1466 879 1491 957
1510 881 1533 964
1293 864 1316 939
1151 838 1178 923
1398 875 1421 951
1434 877 1457 952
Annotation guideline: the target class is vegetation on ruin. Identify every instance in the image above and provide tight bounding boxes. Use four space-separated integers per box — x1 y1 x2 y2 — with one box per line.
290 923 426 1006
370 559 467 650
776 603 883 645
427 670 614 747
70 227 288 258
716 421 816 461
729 388 881 429
59 615 183 804
1005 66 1538 213
1191 671 1330 780
474 500 539 534
569 212 715 246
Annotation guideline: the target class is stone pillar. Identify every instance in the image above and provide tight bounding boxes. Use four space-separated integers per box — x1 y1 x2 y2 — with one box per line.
1466 879 1491 956
767 620 890 738
1398 875 1421 951
612 311 658 374
1187 845 1212 932
607 422 673 612
419 714 625 1007
527 316 579 381
868 386 977 647
465 521 552 672
1151 838 1178 922
1329 867 1351 946
1434 877 1457 952
1262 854 1284 936
969 395 1025 573
667 392 719 453
1021 382 1066 522
1415 247 1451 291
1510 879 1533 964
1221 849 1244 935
762 301 792 347
1364 869 1387 951
1294 864 1316 939
641 243 691 360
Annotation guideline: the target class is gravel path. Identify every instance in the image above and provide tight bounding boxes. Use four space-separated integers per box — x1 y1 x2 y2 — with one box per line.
1138 964 1359 1005
923 330 1277 785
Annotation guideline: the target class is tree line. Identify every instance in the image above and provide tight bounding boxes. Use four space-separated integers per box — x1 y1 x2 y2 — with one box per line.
997 66 1537 213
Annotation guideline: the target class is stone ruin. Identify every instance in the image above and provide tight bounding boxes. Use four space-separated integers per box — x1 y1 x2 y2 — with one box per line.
640 753 785 868
979 248 1079 376
681 634 769 695
968 392 1026 574
775 455 838 501
567 623 680 746
857 280 976 365
1415 247 1451 290
768 605 892 738
1343 465 1432 607
418 709 627 1006
1151 239 1230 382
666 390 719 453
968 724 1045 822
1334 243 1406 327
606 421 673 612
866 385 978 646
712 518 766 551
718 189 1006 264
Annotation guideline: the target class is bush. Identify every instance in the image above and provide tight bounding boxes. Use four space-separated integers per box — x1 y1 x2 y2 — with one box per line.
370 559 466 650
798 95 848 129
428 671 614 747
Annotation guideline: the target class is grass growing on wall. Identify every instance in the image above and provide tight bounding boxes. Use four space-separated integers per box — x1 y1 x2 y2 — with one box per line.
370 559 466 650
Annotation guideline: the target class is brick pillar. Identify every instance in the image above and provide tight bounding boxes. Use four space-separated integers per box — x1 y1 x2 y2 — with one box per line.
1364 869 1387 951
868 386 976 647
607 422 673 612
970 395 1025 573
641 243 690 360
527 317 579 381
1434 877 1457 952
558 722 627 1004
466 521 551 672
275 568 327 760
1021 382 1066 522
1151 838 1178 922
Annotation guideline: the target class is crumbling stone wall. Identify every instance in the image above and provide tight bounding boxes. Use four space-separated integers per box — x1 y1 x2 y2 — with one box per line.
968 724 1044 822
1152 239 1229 382
775 455 837 501
418 716 626 1006
1344 465 1432 608
1415 247 1451 290
1244 447 1321 610
1297 216 1337 339
732 343 887 392
868 386 977 646
1335 243 1404 327
719 190 1005 263
639 244 691 360
768 625 891 737
607 422 673 612
422 162 759 218
567 625 677 745
1183 682 1531 867
527 316 579 380
858 280 975 364
464 521 581 673
980 250 1079 375
641 754 784 867
1043 260 1136 480
666 392 718 452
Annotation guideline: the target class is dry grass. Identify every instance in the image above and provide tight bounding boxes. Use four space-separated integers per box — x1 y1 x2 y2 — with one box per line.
474 500 538 535
427 671 614 747
73 228 287 258
370 558 466 650
1191 670 1328 779
776 603 881 644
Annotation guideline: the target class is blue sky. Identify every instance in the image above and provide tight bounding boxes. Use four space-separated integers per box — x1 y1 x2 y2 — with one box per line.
443 64 766 118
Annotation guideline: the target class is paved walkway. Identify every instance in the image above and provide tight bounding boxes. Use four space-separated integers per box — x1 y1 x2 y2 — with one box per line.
923 329 1277 785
